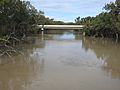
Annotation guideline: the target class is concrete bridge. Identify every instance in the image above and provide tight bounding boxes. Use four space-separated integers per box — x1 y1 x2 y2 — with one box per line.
37 25 85 30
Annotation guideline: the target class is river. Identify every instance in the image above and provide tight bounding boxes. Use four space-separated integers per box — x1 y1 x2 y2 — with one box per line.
0 30 120 90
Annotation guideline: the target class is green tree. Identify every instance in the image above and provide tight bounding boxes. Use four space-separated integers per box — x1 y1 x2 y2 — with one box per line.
81 0 120 39
75 16 81 24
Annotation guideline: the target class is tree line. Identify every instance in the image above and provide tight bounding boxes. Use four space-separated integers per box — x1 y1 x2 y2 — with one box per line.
75 0 120 39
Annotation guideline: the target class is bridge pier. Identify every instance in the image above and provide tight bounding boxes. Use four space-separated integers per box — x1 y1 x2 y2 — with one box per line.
41 27 44 31
41 31 44 40
83 32 86 36
41 25 44 31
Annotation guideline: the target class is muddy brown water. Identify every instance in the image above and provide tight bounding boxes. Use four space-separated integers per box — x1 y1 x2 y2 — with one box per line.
0 31 120 90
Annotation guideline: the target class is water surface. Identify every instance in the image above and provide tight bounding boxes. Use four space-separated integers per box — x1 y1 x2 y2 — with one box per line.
0 31 120 90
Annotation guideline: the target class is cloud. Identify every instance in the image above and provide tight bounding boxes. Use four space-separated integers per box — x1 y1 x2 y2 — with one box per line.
30 0 115 12
22 0 116 21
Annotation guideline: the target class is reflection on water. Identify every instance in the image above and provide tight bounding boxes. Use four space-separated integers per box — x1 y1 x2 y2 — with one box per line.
82 37 120 79
53 32 75 40
0 38 45 90
0 30 120 90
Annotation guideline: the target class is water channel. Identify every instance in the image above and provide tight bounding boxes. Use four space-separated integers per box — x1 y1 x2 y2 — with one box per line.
0 30 120 90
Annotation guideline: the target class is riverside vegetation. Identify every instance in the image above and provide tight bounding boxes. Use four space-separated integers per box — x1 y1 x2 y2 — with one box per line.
75 0 120 39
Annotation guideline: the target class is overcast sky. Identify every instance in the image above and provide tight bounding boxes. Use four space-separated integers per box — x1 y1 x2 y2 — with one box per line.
23 0 115 22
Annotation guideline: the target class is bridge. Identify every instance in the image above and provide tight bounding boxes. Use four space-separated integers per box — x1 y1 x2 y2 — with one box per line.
37 25 85 30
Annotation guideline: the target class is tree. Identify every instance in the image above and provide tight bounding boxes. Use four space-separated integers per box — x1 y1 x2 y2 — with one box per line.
75 16 81 24
80 0 120 39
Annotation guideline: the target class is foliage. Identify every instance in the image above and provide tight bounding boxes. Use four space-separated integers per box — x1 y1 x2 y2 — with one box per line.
0 0 66 37
75 0 120 39
0 0 66 56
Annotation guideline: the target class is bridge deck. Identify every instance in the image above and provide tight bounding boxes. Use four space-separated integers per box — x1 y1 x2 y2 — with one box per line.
38 25 84 30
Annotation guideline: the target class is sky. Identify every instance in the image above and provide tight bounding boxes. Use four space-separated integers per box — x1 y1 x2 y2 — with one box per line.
23 0 115 22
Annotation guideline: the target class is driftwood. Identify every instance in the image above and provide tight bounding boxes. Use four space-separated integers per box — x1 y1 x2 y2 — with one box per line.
0 32 26 57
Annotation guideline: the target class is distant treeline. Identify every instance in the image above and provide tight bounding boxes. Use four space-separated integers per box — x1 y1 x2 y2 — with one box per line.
74 0 120 39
